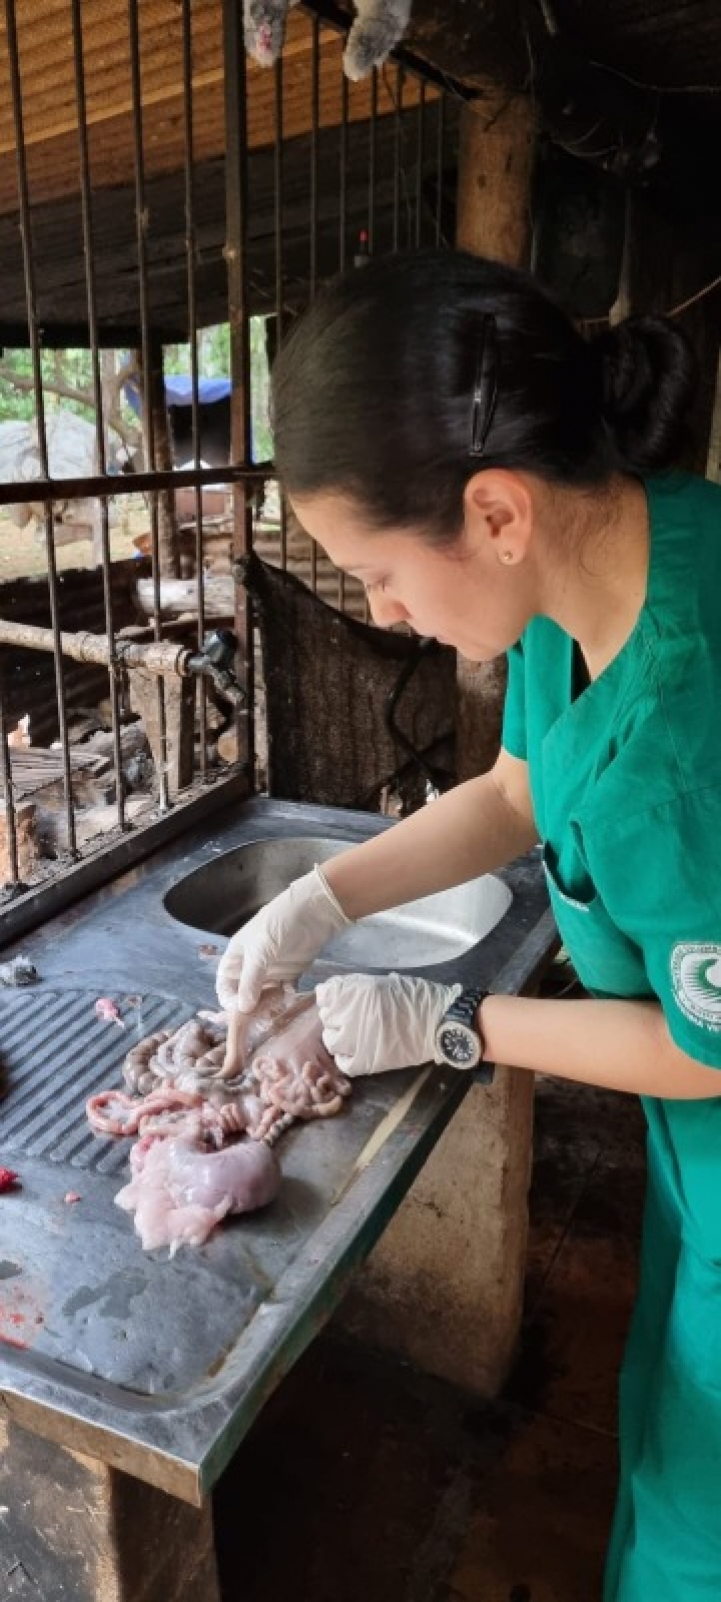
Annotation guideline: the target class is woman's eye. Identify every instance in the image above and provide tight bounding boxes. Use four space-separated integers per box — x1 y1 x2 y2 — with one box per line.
365 578 388 595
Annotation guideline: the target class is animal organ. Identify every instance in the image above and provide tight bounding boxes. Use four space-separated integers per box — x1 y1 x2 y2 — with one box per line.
115 1134 281 1254
243 0 413 80
87 1084 267 1147
87 988 351 1253
123 989 297 1097
120 989 351 1134
95 997 125 1029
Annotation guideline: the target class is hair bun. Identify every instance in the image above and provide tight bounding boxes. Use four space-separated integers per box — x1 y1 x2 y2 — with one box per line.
591 315 696 472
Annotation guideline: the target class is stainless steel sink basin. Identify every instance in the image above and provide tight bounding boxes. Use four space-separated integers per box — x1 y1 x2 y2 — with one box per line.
163 835 512 970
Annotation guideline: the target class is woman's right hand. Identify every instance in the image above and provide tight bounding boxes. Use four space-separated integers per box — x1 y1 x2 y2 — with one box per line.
215 864 353 1014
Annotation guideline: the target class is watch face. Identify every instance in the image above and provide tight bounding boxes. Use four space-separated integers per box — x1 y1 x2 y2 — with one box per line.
438 1024 479 1068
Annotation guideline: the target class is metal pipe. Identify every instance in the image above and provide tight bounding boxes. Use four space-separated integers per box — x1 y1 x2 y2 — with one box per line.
0 621 186 674
181 0 208 780
5 0 78 858
392 64 404 252
415 79 427 247
309 12 321 596
309 12 320 301
128 0 170 810
0 621 244 711
435 92 446 246
339 69 349 271
0 464 270 507
274 55 285 342
273 56 288 573
223 0 255 776
368 67 378 252
70 0 127 834
0 676 21 885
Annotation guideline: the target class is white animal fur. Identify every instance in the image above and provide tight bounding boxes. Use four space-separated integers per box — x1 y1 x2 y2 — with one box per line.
243 0 413 80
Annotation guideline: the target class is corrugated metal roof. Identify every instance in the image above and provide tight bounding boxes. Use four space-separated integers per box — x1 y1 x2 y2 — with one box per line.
0 1 432 219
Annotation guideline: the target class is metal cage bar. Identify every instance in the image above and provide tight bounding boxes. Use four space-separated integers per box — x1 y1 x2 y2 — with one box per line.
127 0 171 813
0 674 20 885
339 68 349 272
367 67 378 252
181 0 208 782
435 89 446 246
0 1 461 919
273 54 289 572
309 12 321 594
414 79 427 247
223 0 255 775
392 63 405 252
5 0 78 863
70 0 127 835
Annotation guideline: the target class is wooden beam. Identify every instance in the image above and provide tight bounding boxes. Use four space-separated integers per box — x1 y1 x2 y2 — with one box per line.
0 34 337 160
0 101 454 340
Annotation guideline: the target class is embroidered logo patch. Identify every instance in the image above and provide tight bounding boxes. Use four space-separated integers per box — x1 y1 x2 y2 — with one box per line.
671 943 721 1032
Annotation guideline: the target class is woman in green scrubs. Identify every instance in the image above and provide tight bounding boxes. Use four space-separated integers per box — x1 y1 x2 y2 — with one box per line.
217 250 721 1599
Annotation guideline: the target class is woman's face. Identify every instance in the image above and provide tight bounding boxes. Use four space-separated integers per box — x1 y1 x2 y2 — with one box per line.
290 479 538 662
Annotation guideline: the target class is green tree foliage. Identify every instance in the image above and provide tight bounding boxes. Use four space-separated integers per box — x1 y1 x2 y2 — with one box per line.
0 319 274 460
0 347 96 422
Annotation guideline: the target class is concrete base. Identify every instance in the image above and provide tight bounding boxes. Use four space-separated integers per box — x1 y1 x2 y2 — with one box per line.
0 1418 220 1602
339 1063 535 1396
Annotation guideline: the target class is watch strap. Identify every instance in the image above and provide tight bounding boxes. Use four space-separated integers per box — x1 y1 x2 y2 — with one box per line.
445 986 486 1029
444 986 495 1085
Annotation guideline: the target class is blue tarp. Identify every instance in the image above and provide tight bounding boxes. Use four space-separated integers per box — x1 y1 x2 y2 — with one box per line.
125 375 231 414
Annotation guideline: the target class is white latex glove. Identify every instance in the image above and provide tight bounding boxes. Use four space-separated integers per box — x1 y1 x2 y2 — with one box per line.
216 865 352 1013
315 972 462 1077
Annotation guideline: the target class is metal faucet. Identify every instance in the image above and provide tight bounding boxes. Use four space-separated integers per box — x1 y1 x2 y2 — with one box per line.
182 630 247 707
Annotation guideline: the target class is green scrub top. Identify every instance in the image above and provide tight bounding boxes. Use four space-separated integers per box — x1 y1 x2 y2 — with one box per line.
502 469 721 1262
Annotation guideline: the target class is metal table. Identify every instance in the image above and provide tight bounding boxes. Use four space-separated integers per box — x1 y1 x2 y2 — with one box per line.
0 797 553 1600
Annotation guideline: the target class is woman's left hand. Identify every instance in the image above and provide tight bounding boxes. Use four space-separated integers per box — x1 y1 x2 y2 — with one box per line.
315 972 461 1077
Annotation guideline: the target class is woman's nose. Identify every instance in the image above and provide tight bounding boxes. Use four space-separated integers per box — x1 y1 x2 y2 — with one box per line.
367 591 410 628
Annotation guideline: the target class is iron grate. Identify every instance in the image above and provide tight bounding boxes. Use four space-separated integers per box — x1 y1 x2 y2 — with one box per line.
0 989 195 1175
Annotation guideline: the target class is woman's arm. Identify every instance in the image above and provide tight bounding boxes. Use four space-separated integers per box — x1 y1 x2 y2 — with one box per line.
481 994 721 1100
324 750 538 919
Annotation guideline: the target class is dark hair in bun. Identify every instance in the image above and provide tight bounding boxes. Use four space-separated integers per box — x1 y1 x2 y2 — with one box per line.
591 316 696 474
272 249 697 541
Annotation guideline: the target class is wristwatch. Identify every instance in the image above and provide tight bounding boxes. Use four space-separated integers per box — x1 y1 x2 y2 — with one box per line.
434 986 495 1083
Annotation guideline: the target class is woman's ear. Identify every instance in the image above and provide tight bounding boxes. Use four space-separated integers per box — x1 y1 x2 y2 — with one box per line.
463 469 534 565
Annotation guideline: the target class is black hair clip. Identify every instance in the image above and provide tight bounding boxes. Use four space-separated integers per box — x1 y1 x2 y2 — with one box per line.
469 314 499 458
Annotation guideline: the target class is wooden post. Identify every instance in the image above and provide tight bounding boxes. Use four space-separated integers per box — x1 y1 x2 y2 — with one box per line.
148 337 181 580
456 90 536 267
134 342 181 580
340 87 543 1398
128 666 196 799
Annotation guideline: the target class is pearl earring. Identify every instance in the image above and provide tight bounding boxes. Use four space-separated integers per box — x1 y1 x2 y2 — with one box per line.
501 550 514 563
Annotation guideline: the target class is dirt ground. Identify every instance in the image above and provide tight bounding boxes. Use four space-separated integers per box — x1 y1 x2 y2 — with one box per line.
0 501 148 583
